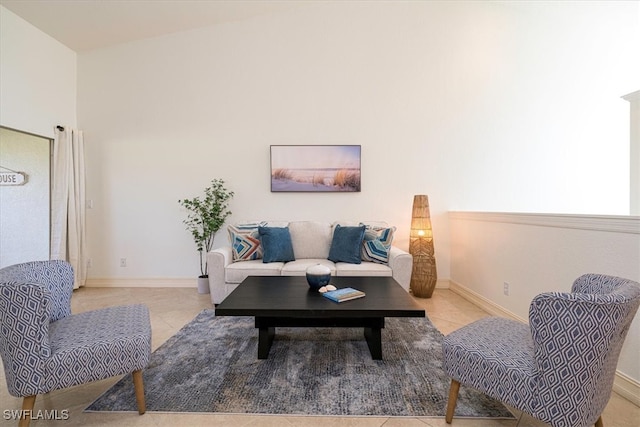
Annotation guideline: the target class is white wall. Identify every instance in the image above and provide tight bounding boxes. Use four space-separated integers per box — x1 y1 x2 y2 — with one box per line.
75 1 638 281
0 6 77 137
449 212 640 402
627 90 640 215
446 1 639 214
0 6 76 268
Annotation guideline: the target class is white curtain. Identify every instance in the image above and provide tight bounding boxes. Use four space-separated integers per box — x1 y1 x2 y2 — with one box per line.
51 127 87 288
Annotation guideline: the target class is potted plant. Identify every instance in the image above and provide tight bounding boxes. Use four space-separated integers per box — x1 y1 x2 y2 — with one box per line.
178 179 234 293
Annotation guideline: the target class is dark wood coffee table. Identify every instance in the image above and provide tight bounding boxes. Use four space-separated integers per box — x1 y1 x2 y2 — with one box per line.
214 276 425 360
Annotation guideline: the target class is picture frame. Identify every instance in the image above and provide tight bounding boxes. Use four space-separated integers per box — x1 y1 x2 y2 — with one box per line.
270 145 361 192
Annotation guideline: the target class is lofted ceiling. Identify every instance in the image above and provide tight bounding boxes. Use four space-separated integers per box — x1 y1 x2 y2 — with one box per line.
0 0 310 52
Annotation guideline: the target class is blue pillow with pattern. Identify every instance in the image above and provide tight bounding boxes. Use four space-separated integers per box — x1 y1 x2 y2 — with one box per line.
361 224 396 264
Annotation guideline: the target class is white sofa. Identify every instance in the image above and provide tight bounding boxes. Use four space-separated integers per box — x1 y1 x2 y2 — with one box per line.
207 220 413 304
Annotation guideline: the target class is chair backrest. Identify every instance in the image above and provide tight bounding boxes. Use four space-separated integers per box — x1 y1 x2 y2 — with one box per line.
528 274 640 427
0 260 74 397
0 260 74 321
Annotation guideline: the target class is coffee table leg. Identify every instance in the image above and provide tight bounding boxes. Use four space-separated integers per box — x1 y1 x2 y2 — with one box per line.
364 326 382 360
258 326 275 359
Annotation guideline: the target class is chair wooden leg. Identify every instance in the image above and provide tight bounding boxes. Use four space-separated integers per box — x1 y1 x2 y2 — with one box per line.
18 395 36 427
595 415 603 427
132 369 146 415
445 379 460 424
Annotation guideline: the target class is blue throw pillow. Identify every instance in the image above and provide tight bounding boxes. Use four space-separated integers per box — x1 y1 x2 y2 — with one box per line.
328 224 366 264
258 226 295 263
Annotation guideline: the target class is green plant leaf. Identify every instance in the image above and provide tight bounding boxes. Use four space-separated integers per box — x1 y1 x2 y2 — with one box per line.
178 179 234 276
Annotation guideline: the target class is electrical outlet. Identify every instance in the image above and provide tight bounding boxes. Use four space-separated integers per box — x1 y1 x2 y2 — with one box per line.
503 282 510 296
120 258 127 267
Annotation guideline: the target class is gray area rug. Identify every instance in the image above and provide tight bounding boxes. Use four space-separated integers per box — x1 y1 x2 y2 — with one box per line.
86 309 513 418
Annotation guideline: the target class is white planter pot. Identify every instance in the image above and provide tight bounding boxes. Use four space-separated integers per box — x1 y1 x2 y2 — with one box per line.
197 276 210 294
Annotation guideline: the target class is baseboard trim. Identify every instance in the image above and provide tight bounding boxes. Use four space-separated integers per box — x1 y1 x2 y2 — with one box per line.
614 371 640 407
449 280 526 322
84 278 196 288
86 277 452 290
449 280 640 407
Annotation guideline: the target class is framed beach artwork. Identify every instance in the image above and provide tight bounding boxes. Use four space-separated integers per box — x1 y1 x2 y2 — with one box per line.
270 145 361 192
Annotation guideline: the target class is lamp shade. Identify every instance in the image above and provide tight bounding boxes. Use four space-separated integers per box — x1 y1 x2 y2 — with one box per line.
409 194 437 298
410 195 432 239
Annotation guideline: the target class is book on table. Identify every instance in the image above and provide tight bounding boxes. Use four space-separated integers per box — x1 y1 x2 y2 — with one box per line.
322 287 366 303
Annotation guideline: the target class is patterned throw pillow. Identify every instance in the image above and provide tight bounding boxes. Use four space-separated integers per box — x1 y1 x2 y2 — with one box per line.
361 224 396 264
228 222 266 261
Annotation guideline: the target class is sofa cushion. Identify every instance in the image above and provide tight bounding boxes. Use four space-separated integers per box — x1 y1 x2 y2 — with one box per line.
361 225 396 264
281 259 336 276
289 221 333 259
335 261 393 277
328 224 366 264
225 260 284 284
228 222 266 261
259 226 295 263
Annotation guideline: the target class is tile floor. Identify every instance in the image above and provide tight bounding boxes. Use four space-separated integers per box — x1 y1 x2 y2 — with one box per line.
1 287 638 427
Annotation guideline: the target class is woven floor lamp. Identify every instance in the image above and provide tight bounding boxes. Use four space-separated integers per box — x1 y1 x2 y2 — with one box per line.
409 195 437 298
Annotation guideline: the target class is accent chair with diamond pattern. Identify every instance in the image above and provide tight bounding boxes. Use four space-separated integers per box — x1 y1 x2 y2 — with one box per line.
442 273 640 427
0 260 151 427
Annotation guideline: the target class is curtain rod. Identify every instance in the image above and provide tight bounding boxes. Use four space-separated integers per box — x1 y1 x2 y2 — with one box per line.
56 125 64 131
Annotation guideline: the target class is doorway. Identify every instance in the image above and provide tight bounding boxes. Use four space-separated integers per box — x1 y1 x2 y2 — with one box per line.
0 126 51 268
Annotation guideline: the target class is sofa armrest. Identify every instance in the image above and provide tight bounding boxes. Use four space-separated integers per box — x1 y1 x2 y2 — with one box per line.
388 246 412 292
207 247 233 304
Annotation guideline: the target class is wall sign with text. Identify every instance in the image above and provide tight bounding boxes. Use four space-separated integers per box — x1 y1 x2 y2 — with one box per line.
0 172 27 186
